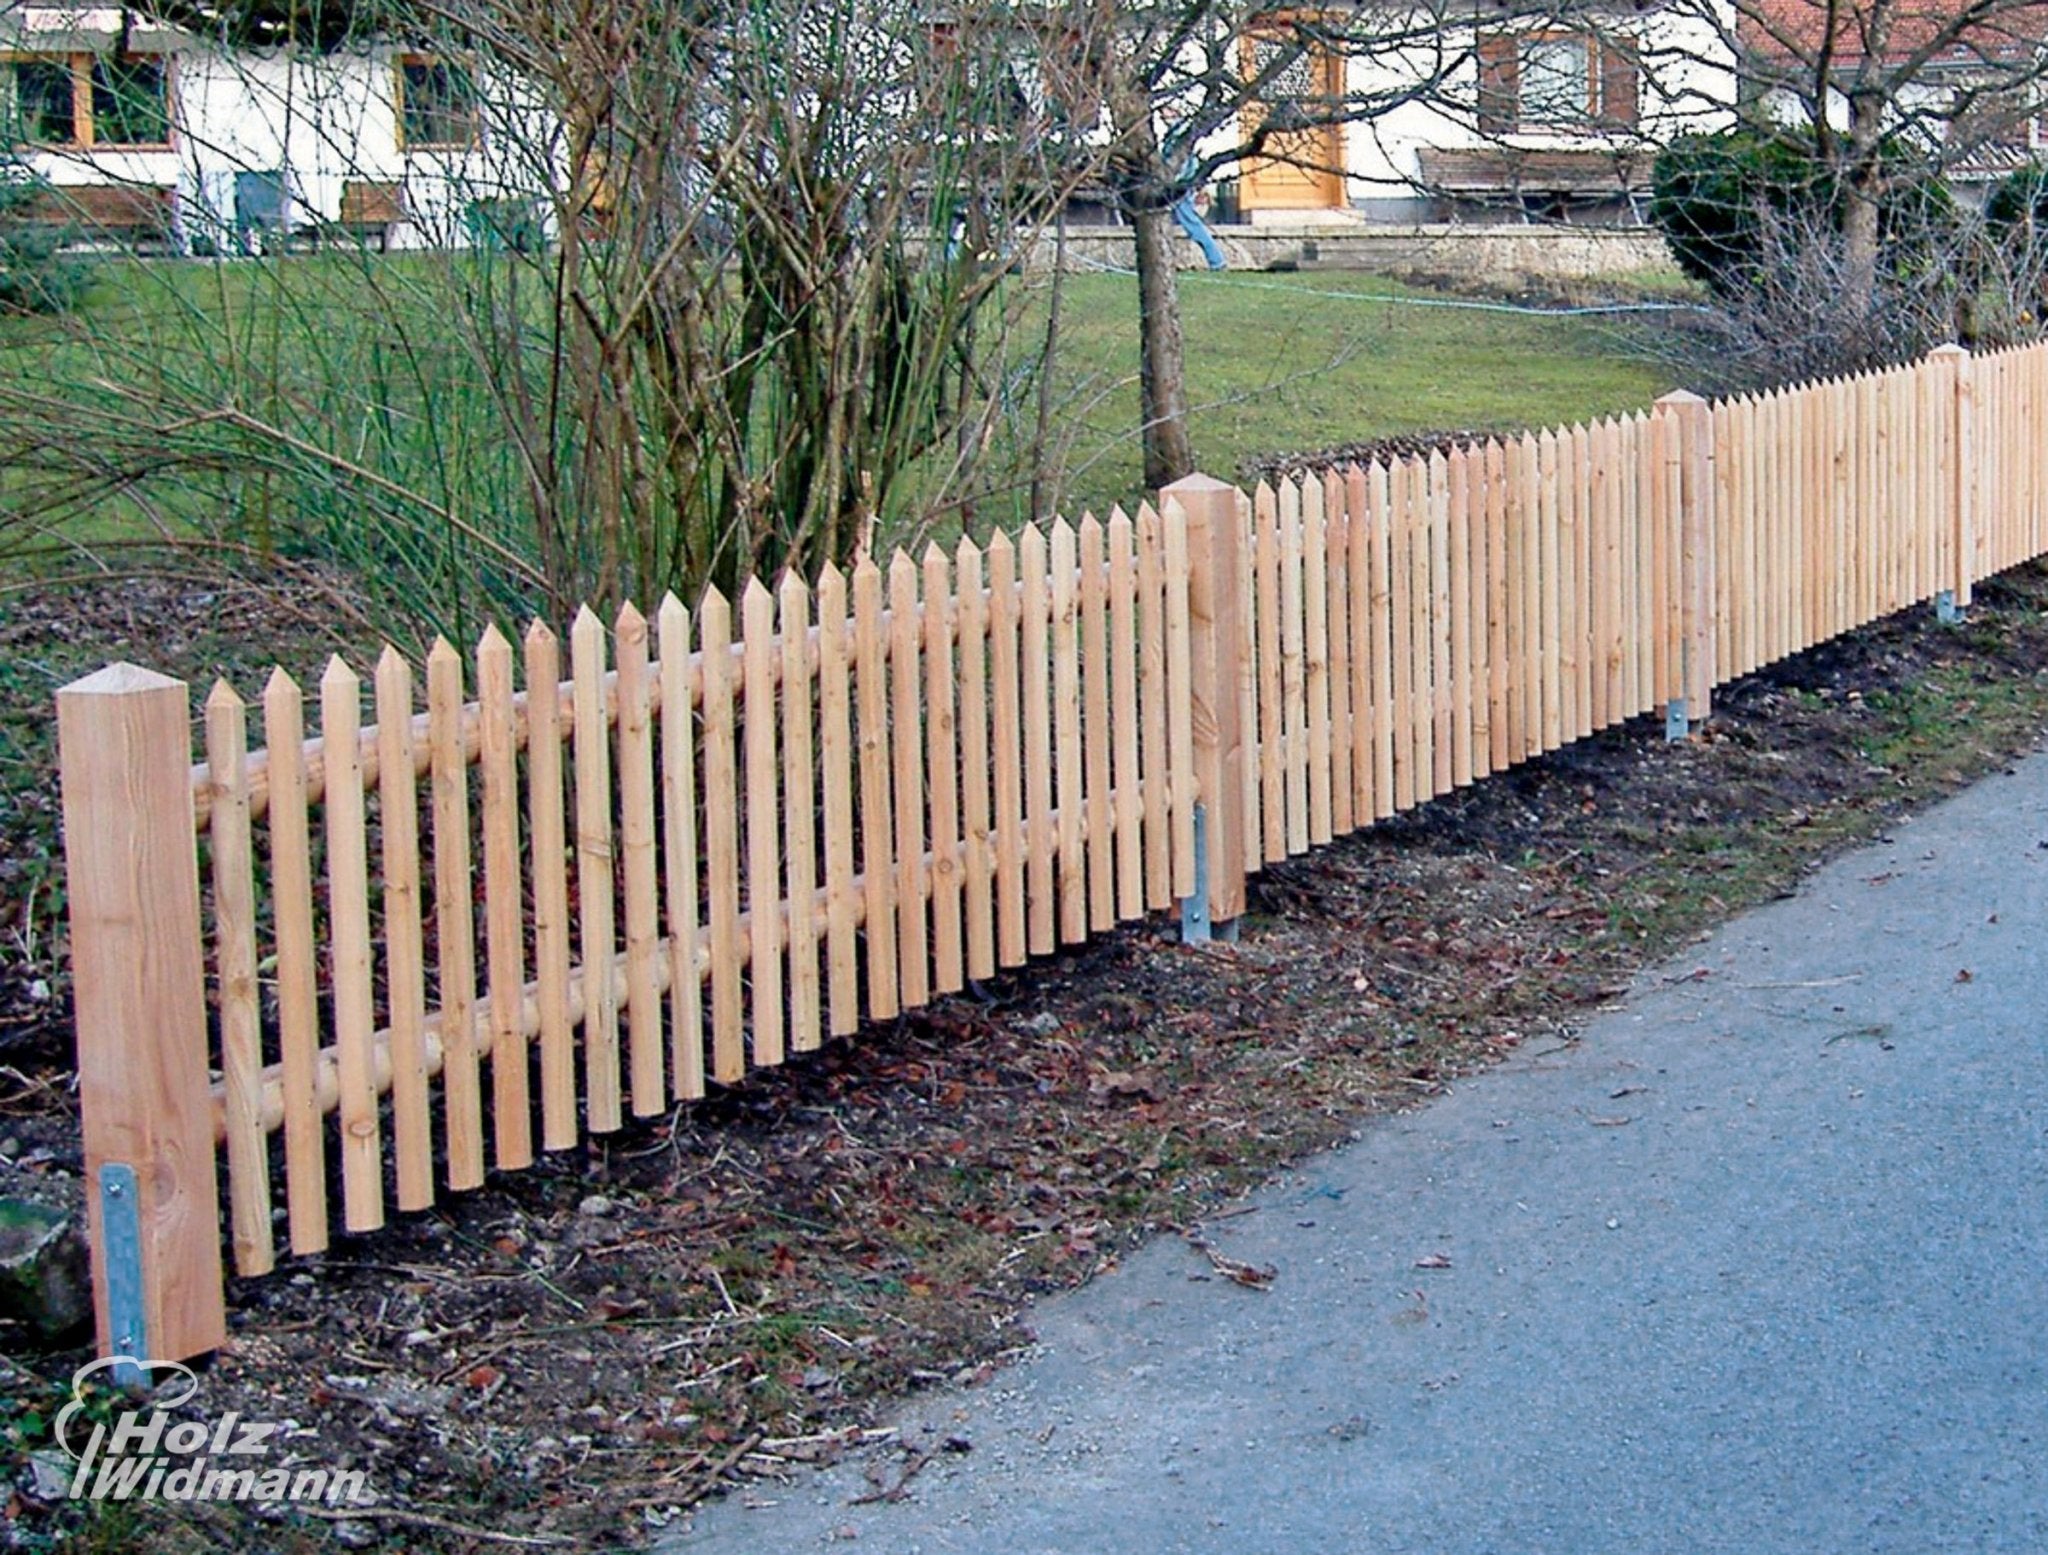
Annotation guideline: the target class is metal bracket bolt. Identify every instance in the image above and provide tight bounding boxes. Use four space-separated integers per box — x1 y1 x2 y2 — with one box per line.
99 1164 147 1387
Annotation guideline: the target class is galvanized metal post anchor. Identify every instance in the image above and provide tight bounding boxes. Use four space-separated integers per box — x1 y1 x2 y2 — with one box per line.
1935 589 1962 626
1664 697 1690 743
99 1164 147 1386
1180 803 1241 944
1180 802 1212 944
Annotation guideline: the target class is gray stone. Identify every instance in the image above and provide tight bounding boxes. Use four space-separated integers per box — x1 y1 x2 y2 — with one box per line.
0 1199 91 1342
25 1449 73 1502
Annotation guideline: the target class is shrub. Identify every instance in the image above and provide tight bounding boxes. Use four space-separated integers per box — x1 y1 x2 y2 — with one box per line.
1649 129 1957 296
0 165 89 316
1986 163 2048 238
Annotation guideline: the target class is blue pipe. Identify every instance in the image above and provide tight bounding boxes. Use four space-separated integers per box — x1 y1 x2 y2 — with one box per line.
1172 190 1227 270
1166 141 1226 271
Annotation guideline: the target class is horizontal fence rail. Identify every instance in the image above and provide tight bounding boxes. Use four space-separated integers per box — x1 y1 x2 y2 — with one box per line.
57 340 2048 1364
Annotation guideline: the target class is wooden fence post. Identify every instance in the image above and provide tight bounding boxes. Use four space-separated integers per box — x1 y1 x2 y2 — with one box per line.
1163 474 1248 935
57 664 225 1367
1654 391 1716 735
1929 343 1973 620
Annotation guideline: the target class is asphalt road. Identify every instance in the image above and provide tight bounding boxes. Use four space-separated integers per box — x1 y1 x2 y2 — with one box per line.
668 742 2048 1555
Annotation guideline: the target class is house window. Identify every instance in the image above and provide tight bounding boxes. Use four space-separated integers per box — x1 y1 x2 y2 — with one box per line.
397 58 478 149
4 53 171 148
1477 33 1639 134
1520 38 1591 127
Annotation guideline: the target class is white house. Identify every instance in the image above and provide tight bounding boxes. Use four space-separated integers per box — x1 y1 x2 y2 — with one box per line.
2 5 550 250
7 1 2037 249
1222 2 1741 226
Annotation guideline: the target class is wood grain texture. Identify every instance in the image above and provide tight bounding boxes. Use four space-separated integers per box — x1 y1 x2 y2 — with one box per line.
524 622 576 1147
206 682 273 1275
428 641 484 1190
477 627 534 1165
60 664 227 1360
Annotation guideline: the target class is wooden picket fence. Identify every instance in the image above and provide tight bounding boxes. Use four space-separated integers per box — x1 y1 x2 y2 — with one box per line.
56 339 2048 1365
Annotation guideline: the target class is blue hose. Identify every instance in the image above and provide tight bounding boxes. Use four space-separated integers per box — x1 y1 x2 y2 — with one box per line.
1172 191 1227 271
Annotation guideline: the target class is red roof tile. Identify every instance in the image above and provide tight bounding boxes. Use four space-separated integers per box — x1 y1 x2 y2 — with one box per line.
1738 0 2048 69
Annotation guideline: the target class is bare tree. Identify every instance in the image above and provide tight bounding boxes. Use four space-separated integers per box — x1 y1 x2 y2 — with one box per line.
1666 0 2048 310
1036 0 1468 489
0 0 1102 630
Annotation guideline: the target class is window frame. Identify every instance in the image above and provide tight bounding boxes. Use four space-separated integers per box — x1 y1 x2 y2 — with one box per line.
1517 34 1595 129
2 50 175 152
394 54 480 152
1477 29 1638 136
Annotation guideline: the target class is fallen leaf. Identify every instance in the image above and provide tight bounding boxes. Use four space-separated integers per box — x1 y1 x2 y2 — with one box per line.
1090 1071 1159 1103
1185 1232 1276 1289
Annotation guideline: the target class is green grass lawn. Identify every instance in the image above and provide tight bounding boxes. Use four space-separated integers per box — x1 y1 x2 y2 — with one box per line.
1004 268 1677 525
0 256 1687 612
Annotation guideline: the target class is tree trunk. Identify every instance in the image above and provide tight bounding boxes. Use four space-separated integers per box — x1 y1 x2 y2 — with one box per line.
1131 201 1196 490
1840 95 1886 318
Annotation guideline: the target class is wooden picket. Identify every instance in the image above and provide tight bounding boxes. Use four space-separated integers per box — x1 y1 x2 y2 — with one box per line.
56 343 2048 1366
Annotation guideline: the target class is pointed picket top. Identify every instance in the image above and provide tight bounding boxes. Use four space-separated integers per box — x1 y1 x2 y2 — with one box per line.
777 565 811 614
888 545 919 596
1106 505 1133 546
1445 441 1469 477
851 549 883 592
1018 523 1048 587
1077 508 1103 547
922 542 950 604
656 591 691 663
815 562 847 626
1048 513 1076 549
1656 388 1708 409
986 525 1015 567
1300 468 1324 519
523 615 557 655
206 677 245 715
954 530 983 571
426 634 461 669
321 652 360 698
1366 458 1391 515
572 602 605 645
1252 478 1277 517
741 577 775 657
1318 464 1345 516
475 620 510 658
263 663 301 705
698 582 732 633
375 643 414 708
616 598 647 641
